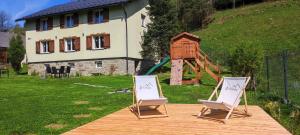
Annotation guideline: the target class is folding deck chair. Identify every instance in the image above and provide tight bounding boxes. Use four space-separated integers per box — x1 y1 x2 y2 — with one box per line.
130 75 168 119
198 77 251 123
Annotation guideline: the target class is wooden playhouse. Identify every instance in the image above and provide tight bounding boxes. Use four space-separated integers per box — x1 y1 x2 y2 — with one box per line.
170 32 221 85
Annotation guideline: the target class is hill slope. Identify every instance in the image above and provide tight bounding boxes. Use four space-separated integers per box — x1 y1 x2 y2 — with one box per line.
194 0 300 63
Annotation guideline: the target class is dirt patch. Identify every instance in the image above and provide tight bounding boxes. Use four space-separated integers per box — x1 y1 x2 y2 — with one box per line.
44 123 66 130
73 114 91 119
88 107 103 111
74 101 89 105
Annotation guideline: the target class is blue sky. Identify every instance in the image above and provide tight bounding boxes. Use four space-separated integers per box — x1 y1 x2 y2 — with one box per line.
0 0 72 25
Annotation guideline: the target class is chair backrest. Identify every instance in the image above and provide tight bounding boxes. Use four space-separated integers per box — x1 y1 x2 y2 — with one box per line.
217 77 249 107
134 75 160 101
66 66 71 73
51 67 57 74
46 66 52 73
59 66 65 73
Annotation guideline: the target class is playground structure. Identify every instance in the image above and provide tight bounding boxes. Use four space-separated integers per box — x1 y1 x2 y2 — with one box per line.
170 32 221 85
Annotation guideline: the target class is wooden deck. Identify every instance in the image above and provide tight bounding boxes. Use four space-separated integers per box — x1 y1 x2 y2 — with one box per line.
63 104 291 135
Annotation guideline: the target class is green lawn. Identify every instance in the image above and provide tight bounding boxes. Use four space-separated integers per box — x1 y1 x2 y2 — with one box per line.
194 0 300 63
0 72 261 135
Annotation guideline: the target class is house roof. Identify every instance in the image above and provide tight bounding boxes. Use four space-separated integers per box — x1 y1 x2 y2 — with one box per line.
171 32 201 42
16 0 131 21
0 32 12 48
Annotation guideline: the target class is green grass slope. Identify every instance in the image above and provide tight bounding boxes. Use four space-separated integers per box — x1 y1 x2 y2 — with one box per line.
194 0 300 62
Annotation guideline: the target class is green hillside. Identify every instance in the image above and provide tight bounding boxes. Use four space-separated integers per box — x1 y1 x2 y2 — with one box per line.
194 0 300 63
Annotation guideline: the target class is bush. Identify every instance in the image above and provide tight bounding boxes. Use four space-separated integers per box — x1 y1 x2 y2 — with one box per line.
228 42 264 90
8 34 25 74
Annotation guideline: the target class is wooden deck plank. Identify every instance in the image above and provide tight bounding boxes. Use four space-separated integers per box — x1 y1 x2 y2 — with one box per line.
63 104 291 135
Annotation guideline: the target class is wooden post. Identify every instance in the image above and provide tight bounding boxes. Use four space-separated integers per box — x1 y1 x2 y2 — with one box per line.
282 50 289 104
265 56 270 91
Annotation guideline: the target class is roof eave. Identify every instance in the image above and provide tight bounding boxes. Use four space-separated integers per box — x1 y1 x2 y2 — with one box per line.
15 1 129 22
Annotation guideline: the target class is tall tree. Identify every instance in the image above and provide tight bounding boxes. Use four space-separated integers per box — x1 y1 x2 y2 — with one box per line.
141 0 181 61
8 34 25 74
0 11 12 31
178 0 214 31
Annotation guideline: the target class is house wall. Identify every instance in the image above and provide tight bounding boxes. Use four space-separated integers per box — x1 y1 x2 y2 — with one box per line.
24 0 150 75
0 47 7 64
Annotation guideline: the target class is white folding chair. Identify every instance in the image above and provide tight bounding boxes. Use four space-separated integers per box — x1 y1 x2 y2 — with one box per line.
198 77 251 123
130 75 168 118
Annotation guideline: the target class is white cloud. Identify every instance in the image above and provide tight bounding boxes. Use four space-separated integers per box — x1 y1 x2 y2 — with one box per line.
13 0 51 20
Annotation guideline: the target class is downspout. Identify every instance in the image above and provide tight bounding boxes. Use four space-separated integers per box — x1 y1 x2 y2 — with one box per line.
122 3 129 75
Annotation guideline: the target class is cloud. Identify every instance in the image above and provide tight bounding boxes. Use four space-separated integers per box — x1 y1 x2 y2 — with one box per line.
13 0 51 21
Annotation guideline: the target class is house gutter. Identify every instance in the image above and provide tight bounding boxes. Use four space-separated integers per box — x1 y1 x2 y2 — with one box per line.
122 3 129 75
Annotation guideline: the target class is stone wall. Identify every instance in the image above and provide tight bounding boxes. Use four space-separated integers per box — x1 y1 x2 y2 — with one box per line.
28 58 143 76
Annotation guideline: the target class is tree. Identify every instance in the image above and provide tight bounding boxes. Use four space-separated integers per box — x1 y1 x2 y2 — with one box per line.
0 10 12 31
178 0 214 31
141 0 181 61
8 34 25 74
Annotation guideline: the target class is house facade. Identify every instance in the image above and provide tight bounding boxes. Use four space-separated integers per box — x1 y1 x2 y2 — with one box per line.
17 0 150 76
0 32 10 64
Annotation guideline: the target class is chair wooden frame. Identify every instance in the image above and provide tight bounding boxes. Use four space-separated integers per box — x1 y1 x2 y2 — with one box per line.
130 75 168 119
198 77 251 123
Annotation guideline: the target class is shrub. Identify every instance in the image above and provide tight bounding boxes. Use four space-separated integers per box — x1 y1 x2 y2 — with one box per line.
228 42 264 90
264 101 280 119
8 34 25 74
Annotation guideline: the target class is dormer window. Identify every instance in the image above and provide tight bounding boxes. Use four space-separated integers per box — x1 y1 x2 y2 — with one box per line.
36 17 53 31
60 13 79 29
66 15 74 28
41 19 48 31
94 10 104 24
88 8 109 24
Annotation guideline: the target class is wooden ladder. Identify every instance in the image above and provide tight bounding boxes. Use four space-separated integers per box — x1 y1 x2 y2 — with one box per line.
195 50 221 82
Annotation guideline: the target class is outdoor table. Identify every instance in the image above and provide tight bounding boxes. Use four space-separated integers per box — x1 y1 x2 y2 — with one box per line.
0 68 9 78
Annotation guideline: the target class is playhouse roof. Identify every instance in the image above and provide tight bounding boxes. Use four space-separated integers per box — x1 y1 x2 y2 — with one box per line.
171 32 201 42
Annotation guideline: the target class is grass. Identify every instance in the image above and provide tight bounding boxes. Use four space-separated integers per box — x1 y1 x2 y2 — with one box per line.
0 71 261 135
194 0 300 63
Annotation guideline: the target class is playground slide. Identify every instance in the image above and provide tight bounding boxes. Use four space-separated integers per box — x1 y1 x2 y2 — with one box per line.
145 56 170 75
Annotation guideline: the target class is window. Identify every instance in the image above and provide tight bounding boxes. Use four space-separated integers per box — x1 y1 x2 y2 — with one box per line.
66 15 74 28
93 35 104 49
65 38 75 52
94 10 104 24
41 19 48 31
41 41 49 53
141 14 146 27
95 61 103 68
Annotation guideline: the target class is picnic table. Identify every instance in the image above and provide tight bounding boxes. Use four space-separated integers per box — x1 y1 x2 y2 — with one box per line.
0 68 9 78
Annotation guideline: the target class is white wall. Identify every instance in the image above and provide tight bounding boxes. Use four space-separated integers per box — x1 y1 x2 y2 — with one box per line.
25 0 149 63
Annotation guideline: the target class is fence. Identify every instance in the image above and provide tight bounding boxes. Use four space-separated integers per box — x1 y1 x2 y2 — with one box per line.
264 50 300 105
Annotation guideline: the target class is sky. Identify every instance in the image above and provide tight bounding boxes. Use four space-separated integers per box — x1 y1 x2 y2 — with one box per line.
0 0 72 26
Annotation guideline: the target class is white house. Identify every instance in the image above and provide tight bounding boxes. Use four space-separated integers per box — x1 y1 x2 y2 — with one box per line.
16 0 150 75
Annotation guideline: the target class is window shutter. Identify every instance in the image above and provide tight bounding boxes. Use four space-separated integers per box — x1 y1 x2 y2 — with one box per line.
103 8 109 22
36 41 40 54
47 17 53 30
36 19 40 31
60 15 65 29
73 13 79 27
49 40 55 53
74 37 80 51
86 36 92 50
59 39 65 52
88 11 93 24
103 34 110 49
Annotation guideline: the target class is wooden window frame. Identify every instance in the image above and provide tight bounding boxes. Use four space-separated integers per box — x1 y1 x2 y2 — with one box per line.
64 38 75 52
